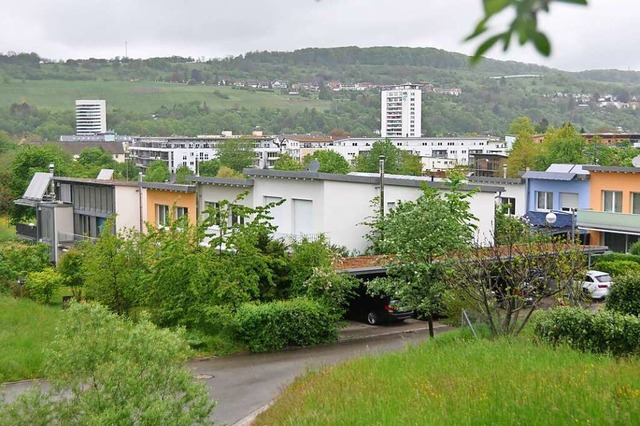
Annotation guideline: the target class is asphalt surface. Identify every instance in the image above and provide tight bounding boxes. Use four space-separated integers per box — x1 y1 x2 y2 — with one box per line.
0 319 452 425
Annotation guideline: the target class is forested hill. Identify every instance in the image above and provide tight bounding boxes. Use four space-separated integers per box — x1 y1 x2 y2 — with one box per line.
1 47 640 138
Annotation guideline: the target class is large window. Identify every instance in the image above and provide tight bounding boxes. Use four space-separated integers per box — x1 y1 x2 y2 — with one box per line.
156 204 170 226
603 190 622 213
293 199 313 236
204 201 221 225
536 191 553 211
560 192 579 212
632 193 640 214
500 197 516 215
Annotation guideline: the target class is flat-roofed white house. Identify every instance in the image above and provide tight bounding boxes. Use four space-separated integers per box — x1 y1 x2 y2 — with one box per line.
191 169 504 253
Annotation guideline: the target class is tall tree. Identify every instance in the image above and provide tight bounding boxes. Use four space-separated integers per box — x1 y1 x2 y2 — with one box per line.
355 139 422 176
198 159 221 177
144 159 170 182
368 174 477 336
217 139 255 173
506 132 540 177
302 150 350 174
536 123 587 169
507 116 536 136
274 153 302 171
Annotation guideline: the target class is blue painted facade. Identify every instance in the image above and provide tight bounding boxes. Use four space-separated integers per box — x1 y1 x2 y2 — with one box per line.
525 179 590 212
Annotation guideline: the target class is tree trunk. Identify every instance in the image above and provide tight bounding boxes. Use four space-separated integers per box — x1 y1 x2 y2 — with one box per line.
428 315 434 338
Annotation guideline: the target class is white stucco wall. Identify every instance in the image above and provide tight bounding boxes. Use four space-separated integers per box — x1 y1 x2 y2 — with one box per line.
115 186 142 232
198 185 253 216
498 182 527 217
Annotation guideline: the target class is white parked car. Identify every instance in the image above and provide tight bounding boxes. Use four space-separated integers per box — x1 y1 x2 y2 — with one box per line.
583 270 613 301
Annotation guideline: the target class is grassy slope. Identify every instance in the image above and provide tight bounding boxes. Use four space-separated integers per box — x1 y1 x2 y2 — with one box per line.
256 332 640 425
0 295 62 382
0 80 331 114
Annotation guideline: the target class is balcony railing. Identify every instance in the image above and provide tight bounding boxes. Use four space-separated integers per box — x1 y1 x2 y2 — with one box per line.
577 209 640 234
58 232 97 244
15 223 37 240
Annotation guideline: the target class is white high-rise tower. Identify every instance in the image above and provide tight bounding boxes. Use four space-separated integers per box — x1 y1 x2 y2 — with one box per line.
75 100 107 135
380 84 421 138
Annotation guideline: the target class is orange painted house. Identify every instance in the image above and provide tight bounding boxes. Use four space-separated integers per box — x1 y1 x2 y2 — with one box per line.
142 182 197 228
578 165 640 252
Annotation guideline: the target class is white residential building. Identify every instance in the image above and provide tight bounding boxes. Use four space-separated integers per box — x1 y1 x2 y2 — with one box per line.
381 84 422 138
75 100 107 135
324 136 505 171
129 132 296 173
191 169 503 253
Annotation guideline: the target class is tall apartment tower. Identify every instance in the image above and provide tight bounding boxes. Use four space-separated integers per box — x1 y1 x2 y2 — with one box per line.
75 100 107 135
380 84 421 138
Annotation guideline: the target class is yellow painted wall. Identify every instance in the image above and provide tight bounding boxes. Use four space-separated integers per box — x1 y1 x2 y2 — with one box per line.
588 171 640 245
145 189 197 225
589 171 640 214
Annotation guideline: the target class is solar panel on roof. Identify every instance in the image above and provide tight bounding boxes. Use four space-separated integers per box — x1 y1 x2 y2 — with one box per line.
96 169 114 180
22 172 52 200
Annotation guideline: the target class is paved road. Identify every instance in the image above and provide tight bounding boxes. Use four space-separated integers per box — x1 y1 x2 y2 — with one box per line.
192 320 452 425
0 320 453 425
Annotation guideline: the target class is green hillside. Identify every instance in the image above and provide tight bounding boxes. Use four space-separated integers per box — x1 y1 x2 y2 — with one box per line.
1 47 639 138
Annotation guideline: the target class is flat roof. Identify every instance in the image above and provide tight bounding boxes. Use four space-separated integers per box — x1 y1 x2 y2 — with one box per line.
244 169 504 193
142 182 196 193
189 176 254 187
53 177 139 187
583 165 640 174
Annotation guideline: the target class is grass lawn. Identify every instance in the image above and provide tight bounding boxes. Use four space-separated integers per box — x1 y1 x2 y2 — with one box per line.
0 295 63 383
255 331 640 425
0 80 331 114
0 217 15 242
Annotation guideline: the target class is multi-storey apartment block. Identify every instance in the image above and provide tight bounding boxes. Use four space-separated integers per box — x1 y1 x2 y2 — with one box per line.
75 100 107 135
381 84 421 138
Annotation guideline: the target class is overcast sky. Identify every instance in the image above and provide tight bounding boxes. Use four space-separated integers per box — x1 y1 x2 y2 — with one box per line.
1 0 638 72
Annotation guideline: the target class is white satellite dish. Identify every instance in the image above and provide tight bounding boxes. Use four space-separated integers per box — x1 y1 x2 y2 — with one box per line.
633 156 640 168
308 159 320 173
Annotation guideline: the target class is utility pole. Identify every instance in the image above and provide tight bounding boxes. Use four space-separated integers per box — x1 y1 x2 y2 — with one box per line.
379 155 385 221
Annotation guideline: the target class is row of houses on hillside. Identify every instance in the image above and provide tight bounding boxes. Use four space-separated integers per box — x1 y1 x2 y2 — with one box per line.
15 169 502 263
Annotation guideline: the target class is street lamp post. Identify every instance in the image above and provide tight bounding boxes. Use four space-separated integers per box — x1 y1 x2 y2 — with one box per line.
545 211 577 244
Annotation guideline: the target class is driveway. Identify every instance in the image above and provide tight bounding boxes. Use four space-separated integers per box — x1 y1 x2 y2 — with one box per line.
0 320 452 425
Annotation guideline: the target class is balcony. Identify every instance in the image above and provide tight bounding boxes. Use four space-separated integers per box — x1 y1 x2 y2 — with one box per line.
58 232 97 244
577 209 640 234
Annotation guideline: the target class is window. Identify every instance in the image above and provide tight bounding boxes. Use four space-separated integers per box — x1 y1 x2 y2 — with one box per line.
536 191 553 211
231 205 245 225
501 197 516 215
560 192 579 212
175 206 188 219
204 201 221 225
156 204 169 226
293 199 313 236
264 196 283 230
632 193 640 214
603 190 622 213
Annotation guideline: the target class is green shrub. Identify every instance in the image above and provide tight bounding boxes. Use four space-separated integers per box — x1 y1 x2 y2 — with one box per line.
0 242 50 288
631 241 640 256
606 273 640 316
534 307 640 356
235 298 339 352
592 253 640 269
593 260 640 277
25 268 63 304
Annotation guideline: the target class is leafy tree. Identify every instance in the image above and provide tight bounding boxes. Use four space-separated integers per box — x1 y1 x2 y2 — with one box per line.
82 224 147 315
175 164 193 184
274 153 302 171
216 165 245 179
24 267 63 304
144 159 170 182
447 235 587 336
57 247 85 300
536 123 587 169
302 150 350 174
355 139 421 176
217 139 255 173
114 160 140 181
507 116 536 136
368 175 478 336
75 147 118 178
506 131 540 177
198 158 221 177
289 235 337 297
467 0 588 63
0 303 214 425
494 203 532 246
0 242 51 288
